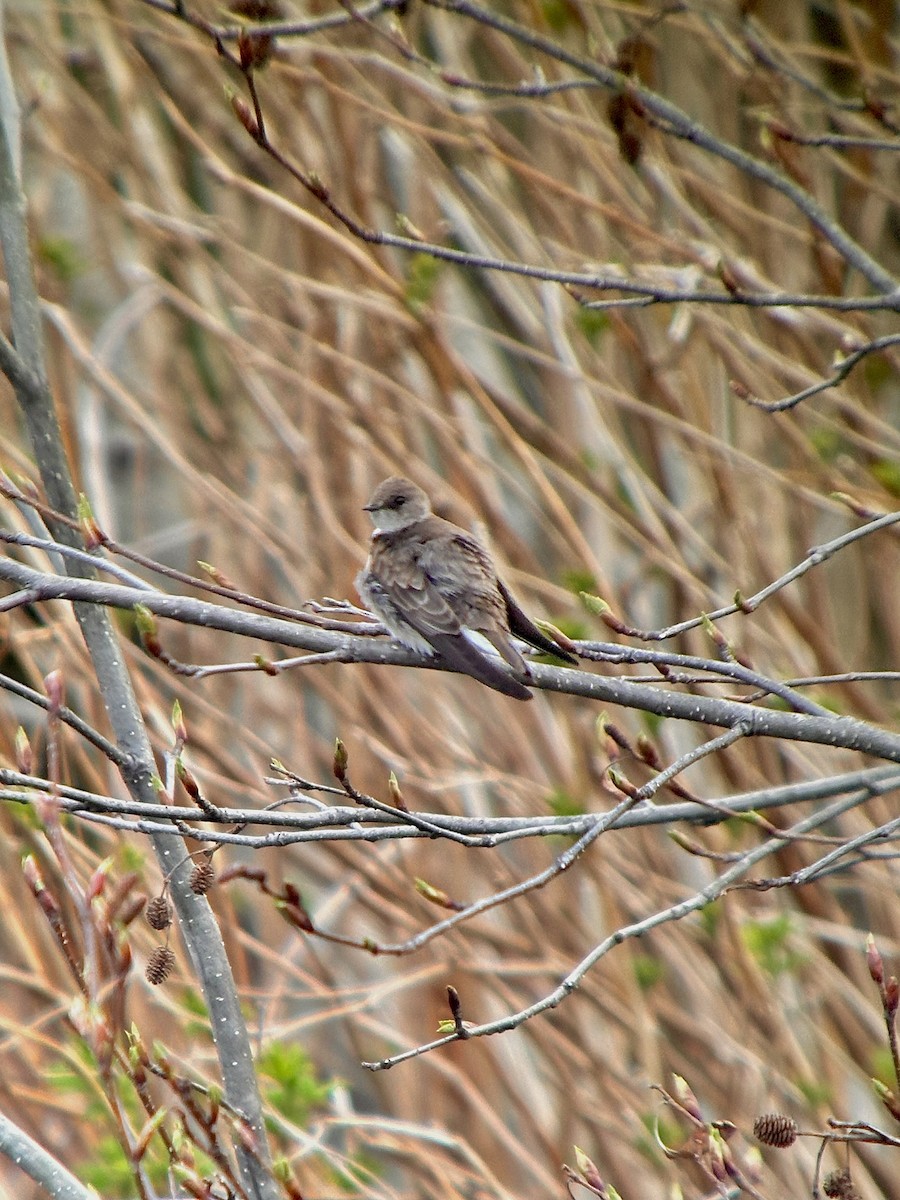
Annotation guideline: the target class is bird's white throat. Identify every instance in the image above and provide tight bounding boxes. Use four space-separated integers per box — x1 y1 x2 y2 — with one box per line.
367 507 423 534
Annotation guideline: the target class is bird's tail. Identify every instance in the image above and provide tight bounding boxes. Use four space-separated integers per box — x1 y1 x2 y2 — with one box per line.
499 583 578 664
426 632 533 700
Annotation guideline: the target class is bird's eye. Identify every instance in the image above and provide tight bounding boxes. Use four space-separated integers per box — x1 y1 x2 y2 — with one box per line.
393 496 406 508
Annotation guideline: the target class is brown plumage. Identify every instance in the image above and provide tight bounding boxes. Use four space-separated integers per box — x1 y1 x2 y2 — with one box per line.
356 477 577 700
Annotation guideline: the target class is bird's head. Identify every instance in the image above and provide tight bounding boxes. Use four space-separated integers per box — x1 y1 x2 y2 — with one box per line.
362 477 432 532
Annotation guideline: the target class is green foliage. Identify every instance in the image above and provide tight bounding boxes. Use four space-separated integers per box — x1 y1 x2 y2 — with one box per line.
575 307 610 345
794 1076 832 1108
548 615 590 642
404 252 443 314
809 426 845 462
634 1110 681 1165
540 0 578 32
46 1045 107 1114
870 458 900 497
741 913 805 976
37 236 85 283
863 353 894 392
11 802 43 832
49 1044 178 1195
259 1041 334 1126
183 320 225 413
79 1134 144 1195
545 786 584 817
175 988 214 1039
632 954 665 991
698 901 721 937
563 568 599 596
330 1147 385 1193
118 842 146 873
639 710 664 738
869 1045 896 1089
717 814 750 843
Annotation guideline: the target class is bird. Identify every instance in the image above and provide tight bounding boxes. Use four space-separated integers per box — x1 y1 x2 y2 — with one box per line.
356 476 578 700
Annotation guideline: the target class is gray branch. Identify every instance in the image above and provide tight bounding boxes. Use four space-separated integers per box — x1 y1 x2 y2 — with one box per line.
0 20 279 1197
3 764 897 845
0 1111 97 1200
2 556 900 765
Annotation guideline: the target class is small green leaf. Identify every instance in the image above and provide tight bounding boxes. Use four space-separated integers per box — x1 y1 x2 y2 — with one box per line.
741 914 805 976
575 307 610 345
404 252 443 314
809 426 844 462
579 591 609 616
633 954 664 991
259 1041 334 1125
545 787 584 817
38 236 86 283
563 568 598 595
870 458 900 497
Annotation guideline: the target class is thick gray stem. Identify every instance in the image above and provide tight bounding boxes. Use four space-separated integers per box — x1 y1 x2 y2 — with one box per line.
0 12 279 1198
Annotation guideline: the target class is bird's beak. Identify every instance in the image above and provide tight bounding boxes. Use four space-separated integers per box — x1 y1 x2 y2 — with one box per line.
363 501 377 512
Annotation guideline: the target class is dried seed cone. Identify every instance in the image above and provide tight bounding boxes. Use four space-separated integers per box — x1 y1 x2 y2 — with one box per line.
145 946 176 986
823 1169 861 1200
190 860 216 895
146 896 173 930
752 1113 798 1147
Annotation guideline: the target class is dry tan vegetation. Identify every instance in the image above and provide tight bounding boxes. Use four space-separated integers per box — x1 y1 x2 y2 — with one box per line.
1 0 899 1197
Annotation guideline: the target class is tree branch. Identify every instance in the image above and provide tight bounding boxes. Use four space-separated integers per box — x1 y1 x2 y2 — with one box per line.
2 556 899 763
0 26 280 1197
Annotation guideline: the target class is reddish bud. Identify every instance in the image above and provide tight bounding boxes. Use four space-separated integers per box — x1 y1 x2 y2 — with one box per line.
278 882 314 931
767 118 795 141
718 260 740 294
572 1146 607 1195
885 976 899 1017
44 670 64 711
388 771 408 811
176 758 200 802
231 94 260 137
671 1074 703 1123
866 932 884 985
863 93 887 122
87 861 110 901
635 733 661 768
77 494 104 549
332 737 348 782
171 699 187 745
238 28 275 70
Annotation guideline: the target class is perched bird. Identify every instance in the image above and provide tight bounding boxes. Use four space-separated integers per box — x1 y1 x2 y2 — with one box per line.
356 476 578 700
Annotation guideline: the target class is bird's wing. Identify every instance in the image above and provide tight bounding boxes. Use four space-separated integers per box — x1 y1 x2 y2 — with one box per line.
367 529 532 700
368 535 467 638
421 531 577 664
416 528 508 626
